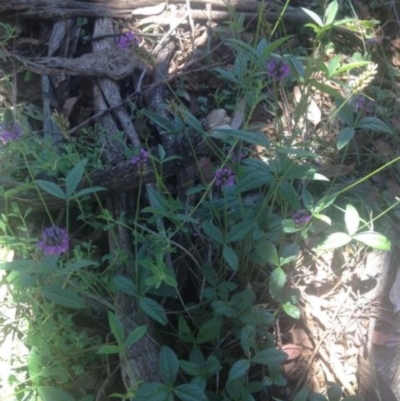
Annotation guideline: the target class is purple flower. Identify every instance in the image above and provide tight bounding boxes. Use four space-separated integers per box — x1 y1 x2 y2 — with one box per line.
350 95 373 114
118 31 140 49
0 121 22 144
37 226 69 255
130 148 149 170
215 167 235 188
266 59 291 81
292 209 311 226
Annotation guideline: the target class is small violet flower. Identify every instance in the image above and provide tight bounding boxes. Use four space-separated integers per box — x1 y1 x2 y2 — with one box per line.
118 31 140 49
215 167 235 188
292 209 311 226
266 59 291 81
37 226 69 255
130 148 149 170
350 95 374 115
0 121 22 144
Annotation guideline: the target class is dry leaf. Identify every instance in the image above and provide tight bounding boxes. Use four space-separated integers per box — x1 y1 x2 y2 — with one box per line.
293 85 321 126
205 109 231 131
230 98 246 130
281 343 303 361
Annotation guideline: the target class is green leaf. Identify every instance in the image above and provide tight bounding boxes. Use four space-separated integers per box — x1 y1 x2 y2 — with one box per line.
353 232 391 250
173 384 208 401
282 302 301 319
125 325 147 348
71 186 106 199
179 360 202 376
96 344 121 355
344 204 359 236
333 61 370 77
201 221 224 245
324 0 338 25
309 394 329 401
37 386 76 401
108 312 125 346
63 259 99 273
42 286 85 309
292 388 309 401
134 382 171 401
316 232 352 250
212 300 235 317
252 348 288 366
65 159 86 198
140 297 168 325
146 186 170 215
355 117 393 134
223 245 239 271
228 359 251 381
280 243 300 266
327 381 342 401
204 355 223 376
269 267 286 302
301 7 323 26
337 127 355 150
213 128 270 149
196 317 222 344
276 182 301 209
227 220 255 243
36 179 66 200
113 275 138 296
159 346 179 386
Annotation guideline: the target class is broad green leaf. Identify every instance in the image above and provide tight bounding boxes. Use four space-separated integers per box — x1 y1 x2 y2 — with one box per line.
293 388 309 401
269 267 286 302
134 382 171 401
240 326 256 356
327 381 342 401
96 344 121 355
316 232 351 250
223 245 239 271
140 297 167 325
65 159 86 198
301 7 323 26
212 300 235 317
252 348 288 365
280 243 300 266
282 302 301 319
355 117 393 134
37 386 75 401
179 360 202 376
324 0 338 25
253 239 279 266
125 325 147 348
178 315 194 342
204 355 223 376
201 221 224 245
196 317 222 344
337 127 355 150
159 346 179 386
276 182 301 209
36 179 66 200
173 384 208 401
108 312 125 346
228 359 251 381
63 259 99 273
227 220 255 243
113 275 138 296
42 286 85 309
213 128 270 149
353 232 391 250
72 186 106 199
146 186 170 216
333 61 370 77
344 204 359 236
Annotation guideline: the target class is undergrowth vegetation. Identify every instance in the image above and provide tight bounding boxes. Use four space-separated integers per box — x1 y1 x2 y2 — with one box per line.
0 1 399 401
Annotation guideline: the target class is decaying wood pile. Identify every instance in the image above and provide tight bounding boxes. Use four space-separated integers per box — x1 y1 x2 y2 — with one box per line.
2 0 400 399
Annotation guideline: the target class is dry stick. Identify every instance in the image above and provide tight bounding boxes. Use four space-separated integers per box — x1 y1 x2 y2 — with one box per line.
295 288 355 395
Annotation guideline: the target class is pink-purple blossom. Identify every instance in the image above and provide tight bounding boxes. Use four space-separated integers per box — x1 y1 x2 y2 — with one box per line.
266 59 291 81
292 210 311 226
37 226 69 255
130 148 149 170
215 167 235 188
350 95 374 114
118 31 140 49
0 121 22 144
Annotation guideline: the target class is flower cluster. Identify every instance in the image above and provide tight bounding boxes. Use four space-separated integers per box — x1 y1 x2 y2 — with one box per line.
37 226 69 255
130 148 149 172
215 167 235 188
292 209 311 226
266 59 291 81
118 31 140 49
0 121 22 144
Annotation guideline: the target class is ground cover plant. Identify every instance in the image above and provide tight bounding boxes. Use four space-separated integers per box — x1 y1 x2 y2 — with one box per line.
1 0 400 400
